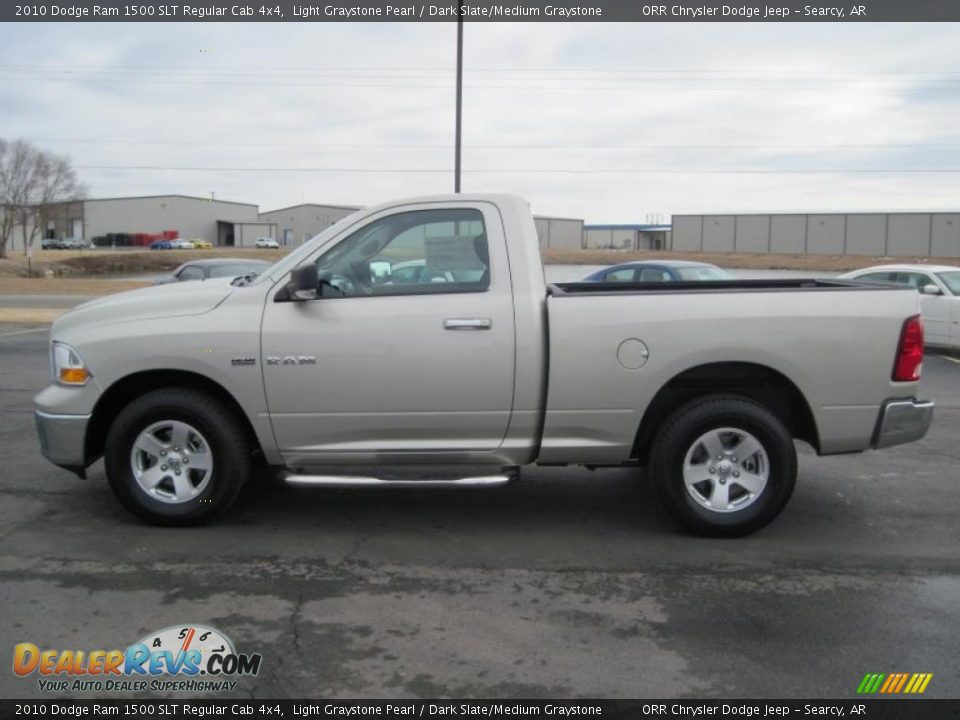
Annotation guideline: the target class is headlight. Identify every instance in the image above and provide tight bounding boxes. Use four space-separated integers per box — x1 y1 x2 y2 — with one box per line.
51 341 92 386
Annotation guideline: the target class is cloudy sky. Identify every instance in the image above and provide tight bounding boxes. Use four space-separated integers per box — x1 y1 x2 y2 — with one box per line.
1 21 959 222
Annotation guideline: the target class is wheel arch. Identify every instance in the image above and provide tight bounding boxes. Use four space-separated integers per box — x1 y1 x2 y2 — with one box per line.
633 361 820 463
85 369 264 464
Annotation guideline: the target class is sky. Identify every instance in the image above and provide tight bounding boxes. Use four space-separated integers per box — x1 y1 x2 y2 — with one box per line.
1 21 959 222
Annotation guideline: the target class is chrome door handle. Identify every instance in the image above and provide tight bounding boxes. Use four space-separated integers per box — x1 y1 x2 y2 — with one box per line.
443 318 492 330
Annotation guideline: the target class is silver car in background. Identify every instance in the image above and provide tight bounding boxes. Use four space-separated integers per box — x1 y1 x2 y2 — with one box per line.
154 258 272 285
839 264 960 350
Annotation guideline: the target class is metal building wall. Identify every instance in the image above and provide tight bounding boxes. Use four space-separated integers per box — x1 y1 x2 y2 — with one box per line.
258 204 361 246
233 222 279 247
734 215 769 252
584 228 635 250
702 216 735 252
932 214 960 257
845 215 886 255
671 216 703 251
769 215 806 253
84 196 259 244
535 216 584 250
673 212 960 257
805 215 845 254
887 214 932 256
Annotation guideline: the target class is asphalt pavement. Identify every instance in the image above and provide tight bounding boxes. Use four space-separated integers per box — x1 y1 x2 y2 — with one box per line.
1 324 958 699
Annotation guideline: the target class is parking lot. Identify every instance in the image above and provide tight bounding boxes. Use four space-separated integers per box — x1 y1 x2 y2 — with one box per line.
1 323 959 699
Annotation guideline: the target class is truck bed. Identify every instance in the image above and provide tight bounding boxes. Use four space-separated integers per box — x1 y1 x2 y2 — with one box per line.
539 279 921 464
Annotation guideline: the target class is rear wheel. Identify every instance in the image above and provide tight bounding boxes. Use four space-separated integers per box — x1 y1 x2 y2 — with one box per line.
104 388 250 526
649 394 797 537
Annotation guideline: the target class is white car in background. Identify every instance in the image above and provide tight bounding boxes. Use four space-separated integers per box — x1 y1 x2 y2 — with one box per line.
171 238 195 250
839 264 960 349
255 237 280 249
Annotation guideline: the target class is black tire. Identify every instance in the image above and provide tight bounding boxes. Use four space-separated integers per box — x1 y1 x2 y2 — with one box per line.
649 394 797 537
104 388 251 526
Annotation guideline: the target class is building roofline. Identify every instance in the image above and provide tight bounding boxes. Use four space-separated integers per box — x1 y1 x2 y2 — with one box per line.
585 224 672 231
260 202 363 215
533 215 585 223
84 194 258 208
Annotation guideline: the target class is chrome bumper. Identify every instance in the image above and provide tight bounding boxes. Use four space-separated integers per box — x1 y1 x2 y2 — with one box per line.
872 399 934 449
35 410 90 470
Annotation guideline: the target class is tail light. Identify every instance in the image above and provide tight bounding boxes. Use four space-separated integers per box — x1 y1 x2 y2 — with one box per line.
893 314 924 382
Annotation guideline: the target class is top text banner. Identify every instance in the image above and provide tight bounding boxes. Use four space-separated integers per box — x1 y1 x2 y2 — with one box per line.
5 0 960 22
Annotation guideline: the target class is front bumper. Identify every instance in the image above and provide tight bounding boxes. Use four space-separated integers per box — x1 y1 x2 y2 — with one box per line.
872 398 934 449
35 410 90 472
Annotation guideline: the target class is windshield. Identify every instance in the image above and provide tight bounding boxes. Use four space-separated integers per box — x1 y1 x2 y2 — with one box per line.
250 209 365 285
675 265 735 281
936 271 960 296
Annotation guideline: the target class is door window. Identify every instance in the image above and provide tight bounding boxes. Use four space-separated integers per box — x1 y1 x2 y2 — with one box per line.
315 209 489 297
604 268 637 282
176 265 204 281
857 272 897 284
936 271 960 296
638 267 672 283
897 272 935 290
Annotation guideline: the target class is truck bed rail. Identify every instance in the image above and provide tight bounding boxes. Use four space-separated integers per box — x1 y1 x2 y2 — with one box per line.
549 278 898 296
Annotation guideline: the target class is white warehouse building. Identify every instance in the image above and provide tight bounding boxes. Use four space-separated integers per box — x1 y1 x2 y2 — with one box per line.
533 216 585 250
258 203 586 250
671 212 960 257
258 203 362 246
5 194 586 253
7 194 276 250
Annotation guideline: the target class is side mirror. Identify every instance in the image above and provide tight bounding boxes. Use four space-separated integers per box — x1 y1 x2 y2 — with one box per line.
920 284 943 296
279 264 318 302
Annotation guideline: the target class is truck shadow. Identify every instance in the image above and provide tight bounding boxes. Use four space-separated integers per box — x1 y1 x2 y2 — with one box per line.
231 464 671 534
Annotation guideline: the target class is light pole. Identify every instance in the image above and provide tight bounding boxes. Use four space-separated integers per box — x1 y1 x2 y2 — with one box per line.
454 0 464 193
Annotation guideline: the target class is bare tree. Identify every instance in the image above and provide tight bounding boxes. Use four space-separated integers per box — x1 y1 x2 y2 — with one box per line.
0 139 86 259
0 140 35 260
22 151 88 255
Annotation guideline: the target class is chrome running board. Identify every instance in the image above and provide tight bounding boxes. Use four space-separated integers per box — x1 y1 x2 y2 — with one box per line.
283 472 516 488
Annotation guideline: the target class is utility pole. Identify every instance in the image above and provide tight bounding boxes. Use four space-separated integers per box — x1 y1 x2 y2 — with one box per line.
454 0 464 193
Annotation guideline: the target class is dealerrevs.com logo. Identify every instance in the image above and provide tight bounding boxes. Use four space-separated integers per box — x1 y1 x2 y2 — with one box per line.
13 625 262 693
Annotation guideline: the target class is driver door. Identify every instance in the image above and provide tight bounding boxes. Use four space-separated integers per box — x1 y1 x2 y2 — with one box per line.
260 202 516 466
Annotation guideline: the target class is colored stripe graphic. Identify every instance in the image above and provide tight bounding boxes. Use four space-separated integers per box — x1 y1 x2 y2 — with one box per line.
857 673 885 694
893 673 910 693
857 672 932 694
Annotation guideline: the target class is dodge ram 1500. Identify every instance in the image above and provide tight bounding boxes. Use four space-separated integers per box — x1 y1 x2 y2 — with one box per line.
35 194 934 535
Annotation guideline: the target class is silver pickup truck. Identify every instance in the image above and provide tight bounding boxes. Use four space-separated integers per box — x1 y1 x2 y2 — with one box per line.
34 194 934 535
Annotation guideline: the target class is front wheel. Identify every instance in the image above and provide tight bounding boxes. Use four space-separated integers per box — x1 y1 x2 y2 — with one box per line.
104 388 251 526
649 394 797 537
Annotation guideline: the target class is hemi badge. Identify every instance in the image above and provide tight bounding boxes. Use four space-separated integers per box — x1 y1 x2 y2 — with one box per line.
231 357 256 366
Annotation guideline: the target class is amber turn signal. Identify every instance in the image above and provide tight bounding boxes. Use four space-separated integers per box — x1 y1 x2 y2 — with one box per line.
59 367 91 385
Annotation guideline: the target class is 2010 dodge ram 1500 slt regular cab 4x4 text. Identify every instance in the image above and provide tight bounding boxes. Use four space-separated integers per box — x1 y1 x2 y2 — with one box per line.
34 194 934 535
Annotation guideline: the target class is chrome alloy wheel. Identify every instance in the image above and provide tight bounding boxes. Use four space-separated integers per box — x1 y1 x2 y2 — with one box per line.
682 427 769 513
130 420 214 504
